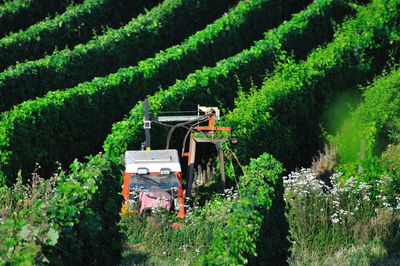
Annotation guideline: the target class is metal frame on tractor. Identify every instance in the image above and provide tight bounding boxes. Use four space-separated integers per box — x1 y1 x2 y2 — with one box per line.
122 98 236 220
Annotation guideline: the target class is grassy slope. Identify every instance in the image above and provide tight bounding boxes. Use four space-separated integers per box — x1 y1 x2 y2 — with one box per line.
289 239 400 265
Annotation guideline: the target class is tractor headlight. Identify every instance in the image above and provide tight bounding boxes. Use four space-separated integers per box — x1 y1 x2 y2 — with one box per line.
160 168 171 175
137 167 149 175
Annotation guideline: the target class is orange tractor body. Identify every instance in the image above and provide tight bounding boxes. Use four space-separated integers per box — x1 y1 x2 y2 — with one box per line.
122 149 185 218
121 99 235 220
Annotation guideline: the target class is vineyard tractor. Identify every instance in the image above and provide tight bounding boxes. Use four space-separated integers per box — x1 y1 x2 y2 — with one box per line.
122 99 236 220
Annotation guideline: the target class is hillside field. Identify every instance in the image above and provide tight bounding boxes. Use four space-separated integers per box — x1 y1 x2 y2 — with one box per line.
1 0 400 264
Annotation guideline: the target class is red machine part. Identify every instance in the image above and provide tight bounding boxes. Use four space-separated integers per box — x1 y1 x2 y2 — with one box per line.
122 171 185 219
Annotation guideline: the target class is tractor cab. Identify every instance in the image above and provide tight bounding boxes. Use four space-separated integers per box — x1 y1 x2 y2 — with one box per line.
122 149 185 218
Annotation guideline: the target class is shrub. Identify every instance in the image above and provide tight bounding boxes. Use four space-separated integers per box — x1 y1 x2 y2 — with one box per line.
336 67 400 165
383 144 400 173
0 172 59 264
44 154 123 264
201 153 285 265
0 154 124 264
0 0 161 71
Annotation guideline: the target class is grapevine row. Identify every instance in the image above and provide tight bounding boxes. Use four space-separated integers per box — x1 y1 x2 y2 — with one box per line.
0 0 161 71
0 0 234 112
0 154 123 264
103 0 354 158
0 0 81 38
0 0 312 183
203 1 400 260
222 0 400 169
201 153 286 264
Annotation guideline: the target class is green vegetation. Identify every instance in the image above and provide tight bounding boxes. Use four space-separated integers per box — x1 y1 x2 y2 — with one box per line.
223 0 400 169
0 0 81 38
283 22 400 266
0 172 60 264
0 0 234 112
2 0 400 264
336 67 400 166
285 73 400 259
120 188 237 265
0 0 319 184
285 167 400 265
0 0 161 71
0 154 123 264
201 153 285 264
104 0 353 158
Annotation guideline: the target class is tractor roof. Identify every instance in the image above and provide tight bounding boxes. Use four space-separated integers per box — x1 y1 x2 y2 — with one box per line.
125 149 181 173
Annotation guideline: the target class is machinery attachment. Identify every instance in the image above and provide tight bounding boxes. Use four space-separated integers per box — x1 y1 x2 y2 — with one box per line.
122 98 236 220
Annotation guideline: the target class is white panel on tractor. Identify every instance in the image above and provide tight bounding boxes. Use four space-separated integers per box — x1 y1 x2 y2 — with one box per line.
125 149 181 173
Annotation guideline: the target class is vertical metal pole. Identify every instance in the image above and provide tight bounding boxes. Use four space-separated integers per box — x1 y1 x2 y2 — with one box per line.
186 134 196 199
207 160 211 182
144 98 151 149
218 145 226 191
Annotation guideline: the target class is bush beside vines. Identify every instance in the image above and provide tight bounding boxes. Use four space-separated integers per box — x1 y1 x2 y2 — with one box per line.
336 67 400 166
0 154 123 264
200 153 285 265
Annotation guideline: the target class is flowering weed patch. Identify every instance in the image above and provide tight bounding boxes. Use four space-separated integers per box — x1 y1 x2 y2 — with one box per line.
284 168 400 261
119 189 239 265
